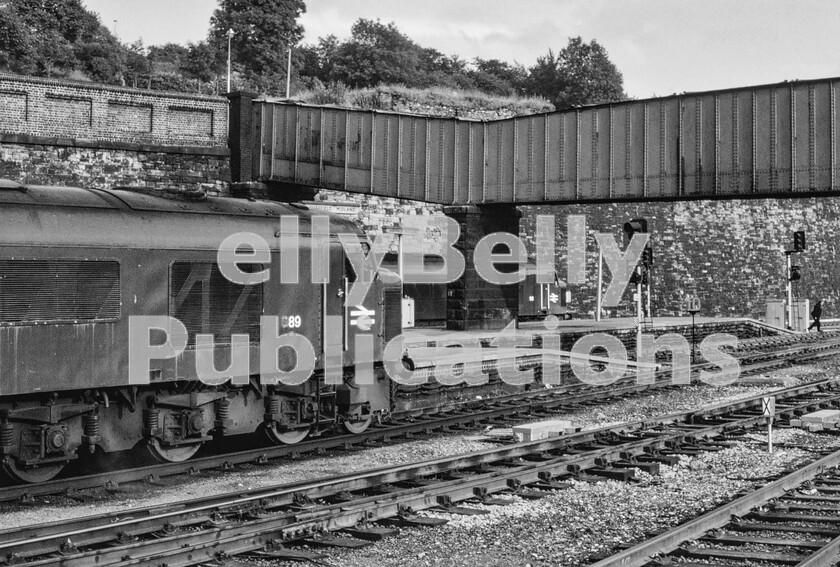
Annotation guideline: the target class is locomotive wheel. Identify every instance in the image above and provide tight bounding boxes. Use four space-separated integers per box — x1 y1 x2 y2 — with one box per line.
262 423 309 445
2 457 65 484
342 417 373 434
145 438 202 463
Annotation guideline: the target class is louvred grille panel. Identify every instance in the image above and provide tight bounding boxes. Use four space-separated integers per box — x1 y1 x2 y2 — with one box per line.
170 262 263 345
383 285 402 343
0 260 120 324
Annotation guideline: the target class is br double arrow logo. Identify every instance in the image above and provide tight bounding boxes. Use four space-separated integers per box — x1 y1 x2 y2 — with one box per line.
350 305 376 331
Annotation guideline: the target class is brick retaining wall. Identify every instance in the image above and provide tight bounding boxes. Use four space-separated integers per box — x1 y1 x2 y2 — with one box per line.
0 74 229 192
0 74 226 147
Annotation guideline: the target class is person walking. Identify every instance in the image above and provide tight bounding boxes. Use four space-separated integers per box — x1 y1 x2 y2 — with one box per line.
809 300 823 332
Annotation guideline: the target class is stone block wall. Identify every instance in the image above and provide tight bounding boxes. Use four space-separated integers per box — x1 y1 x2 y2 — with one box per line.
521 198 836 320
0 144 230 194
309 192 840 323
307 189 444 252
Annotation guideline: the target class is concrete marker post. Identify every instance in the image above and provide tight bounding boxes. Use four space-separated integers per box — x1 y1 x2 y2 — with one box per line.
763 396 776 453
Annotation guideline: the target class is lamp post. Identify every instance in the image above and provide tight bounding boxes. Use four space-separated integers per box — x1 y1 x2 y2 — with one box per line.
226 28 234 93
595 248 603 321
286 45 292 98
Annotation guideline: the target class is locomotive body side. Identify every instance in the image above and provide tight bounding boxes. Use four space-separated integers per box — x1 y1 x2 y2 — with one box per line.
0 182 397 482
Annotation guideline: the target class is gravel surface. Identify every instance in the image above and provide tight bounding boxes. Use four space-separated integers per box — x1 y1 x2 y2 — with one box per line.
252 428 839 567
1 359 838 567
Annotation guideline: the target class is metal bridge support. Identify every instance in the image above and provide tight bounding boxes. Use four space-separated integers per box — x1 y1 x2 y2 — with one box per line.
226 90 258 184
444 205 522 331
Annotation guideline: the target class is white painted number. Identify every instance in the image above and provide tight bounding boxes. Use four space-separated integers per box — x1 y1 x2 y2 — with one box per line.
281 315 302 328
685 296 701 313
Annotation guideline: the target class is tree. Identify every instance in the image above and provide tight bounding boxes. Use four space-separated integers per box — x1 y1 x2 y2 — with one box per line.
470 58 529 96
297 34 339 83
123 39 150 87
148 43 189 75
182 41 222 83
528 37 625 109
208 0 305 93
329 19 424 88
529 49 561 101
75 39 122 83
415 49 474 89
31 31 73 77
0 0 124 82
0 4 35 73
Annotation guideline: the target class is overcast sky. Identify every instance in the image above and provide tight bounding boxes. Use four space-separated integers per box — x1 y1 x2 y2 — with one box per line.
82 0 840 99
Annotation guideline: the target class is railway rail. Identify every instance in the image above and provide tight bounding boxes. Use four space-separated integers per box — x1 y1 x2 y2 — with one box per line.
2 331 840 504
2 379 840 566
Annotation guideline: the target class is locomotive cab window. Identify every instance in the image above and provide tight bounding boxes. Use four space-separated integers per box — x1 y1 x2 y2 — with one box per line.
0 259 120 325
169 261 263 346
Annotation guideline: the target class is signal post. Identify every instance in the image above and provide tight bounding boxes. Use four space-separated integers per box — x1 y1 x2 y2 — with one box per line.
785 230 806 329
623 219 653 360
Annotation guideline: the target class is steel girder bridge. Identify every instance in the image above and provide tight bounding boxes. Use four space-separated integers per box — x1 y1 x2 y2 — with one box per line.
246 76 840 205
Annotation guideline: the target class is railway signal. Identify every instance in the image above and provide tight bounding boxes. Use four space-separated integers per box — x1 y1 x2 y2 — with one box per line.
642 246 653 268
793 230 806 252
623 219 653 354
784 230 806 328
685 296 701 364
622 218 647 247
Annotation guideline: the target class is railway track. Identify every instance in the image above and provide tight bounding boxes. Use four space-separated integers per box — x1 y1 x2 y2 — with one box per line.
733 330 840 356
1 331 840 503
393 330 840 411
3 379 840 566
590 447 840 567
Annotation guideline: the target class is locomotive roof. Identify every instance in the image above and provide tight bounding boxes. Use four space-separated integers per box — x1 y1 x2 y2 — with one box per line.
0 179 322 217
0 180 364 249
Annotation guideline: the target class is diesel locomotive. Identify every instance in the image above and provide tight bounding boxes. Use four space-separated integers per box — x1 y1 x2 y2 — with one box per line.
0 180 401 483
